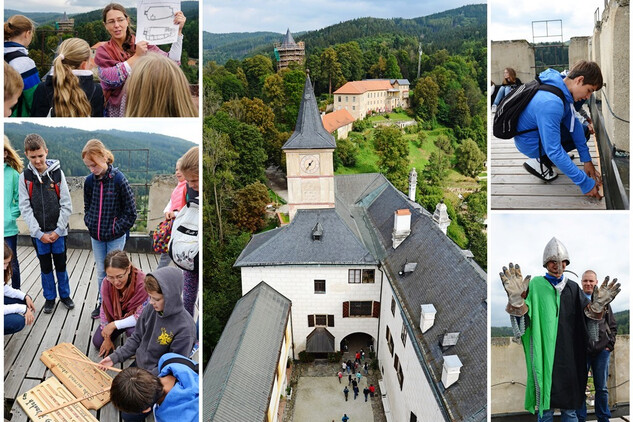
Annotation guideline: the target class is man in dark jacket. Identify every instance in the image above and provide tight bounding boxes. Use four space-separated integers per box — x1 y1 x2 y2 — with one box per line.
577 270 617 422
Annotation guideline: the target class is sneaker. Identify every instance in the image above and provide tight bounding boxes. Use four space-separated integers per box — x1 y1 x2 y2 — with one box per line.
60 297 75 310
91 304 101 319
43 299 56 314
491 104 497 113
523 158 558 181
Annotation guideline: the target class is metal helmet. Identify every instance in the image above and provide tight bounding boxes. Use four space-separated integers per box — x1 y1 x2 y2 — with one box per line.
542 237 570 267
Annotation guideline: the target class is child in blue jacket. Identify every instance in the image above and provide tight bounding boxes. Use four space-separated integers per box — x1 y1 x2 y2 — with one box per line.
109 353 198 422
514 61 603 199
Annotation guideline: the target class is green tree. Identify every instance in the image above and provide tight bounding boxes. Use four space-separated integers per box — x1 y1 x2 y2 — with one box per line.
242 55 274 97
385 54 402 79
434 135 453 155
455 138 485 178
374 126 409 191
230 182 270 233
413 76 439 121
368 56 387 79
320 48 344 95
333 136 359 169
424 150 450 186
335 42 364 82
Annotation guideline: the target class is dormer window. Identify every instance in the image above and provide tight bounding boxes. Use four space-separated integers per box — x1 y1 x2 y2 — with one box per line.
312 222 323 241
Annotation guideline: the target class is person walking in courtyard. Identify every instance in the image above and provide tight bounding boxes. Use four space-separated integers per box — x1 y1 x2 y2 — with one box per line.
363 362 369 375
348 374 352 385
356 371 362 383
353 385 359 400
369 384 376 397
342 361 346 374
342 414 349 422
337 371 342 383
363 386 370 402
343 386 349 401
360 348 365 361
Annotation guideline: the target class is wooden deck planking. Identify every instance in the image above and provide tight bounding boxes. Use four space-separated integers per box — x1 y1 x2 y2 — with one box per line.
491 133 607 210
5 246 162 422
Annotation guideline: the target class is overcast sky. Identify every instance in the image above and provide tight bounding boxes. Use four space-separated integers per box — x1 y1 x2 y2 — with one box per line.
490 213 629 327
4 0 137 14
7 119 202 144
490 0 603 41
204 0 483 33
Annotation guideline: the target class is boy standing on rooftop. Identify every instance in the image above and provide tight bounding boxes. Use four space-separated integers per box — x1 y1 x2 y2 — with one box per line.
514 61 603 199
18 134 74 313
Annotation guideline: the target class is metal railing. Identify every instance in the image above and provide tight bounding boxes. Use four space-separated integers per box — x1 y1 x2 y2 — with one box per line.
112 149 151 231
589 96 630 209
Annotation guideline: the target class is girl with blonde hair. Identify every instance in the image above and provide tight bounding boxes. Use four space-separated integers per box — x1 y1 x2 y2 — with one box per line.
4 136 23 288
32 38 104 117
124 53 197 117
95 3 187 117
4 62 23 117
4 15 39 116
82 140 137 318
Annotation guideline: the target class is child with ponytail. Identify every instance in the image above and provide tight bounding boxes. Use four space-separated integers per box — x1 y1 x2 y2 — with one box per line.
31 38 104 117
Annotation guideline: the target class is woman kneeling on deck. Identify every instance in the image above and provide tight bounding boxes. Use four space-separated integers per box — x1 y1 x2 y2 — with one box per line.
93 250 148 357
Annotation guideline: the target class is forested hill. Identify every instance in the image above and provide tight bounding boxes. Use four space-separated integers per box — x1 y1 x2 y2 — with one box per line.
203 4 486 64
4 123 194 182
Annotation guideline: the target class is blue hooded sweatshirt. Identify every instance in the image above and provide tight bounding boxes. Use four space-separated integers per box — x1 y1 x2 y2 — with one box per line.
514 68 595 194
154 353 198 422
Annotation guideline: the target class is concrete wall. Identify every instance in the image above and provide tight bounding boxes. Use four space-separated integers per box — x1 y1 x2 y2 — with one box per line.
377 278 445 421
490 40 535 84
593 0 629 151
569 36 590 68
491 335 630 415
17 175 175 235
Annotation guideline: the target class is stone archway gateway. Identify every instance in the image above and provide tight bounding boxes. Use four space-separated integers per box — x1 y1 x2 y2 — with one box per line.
339 332 375 355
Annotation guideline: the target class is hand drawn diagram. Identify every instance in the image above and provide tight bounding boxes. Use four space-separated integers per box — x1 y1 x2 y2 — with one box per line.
137 0 180 45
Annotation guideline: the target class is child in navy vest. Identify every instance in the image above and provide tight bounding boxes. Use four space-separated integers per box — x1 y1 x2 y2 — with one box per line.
18 134 74 313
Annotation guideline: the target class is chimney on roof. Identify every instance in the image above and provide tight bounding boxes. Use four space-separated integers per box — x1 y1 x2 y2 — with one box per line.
408 168 417 202
441 355 463 388
420 304 436 333
433 200 450 235
392 209 411 249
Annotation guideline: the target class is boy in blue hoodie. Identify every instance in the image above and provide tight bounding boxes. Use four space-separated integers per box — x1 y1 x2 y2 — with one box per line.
109 353 199 422
18 134 74 313
514 60 603 199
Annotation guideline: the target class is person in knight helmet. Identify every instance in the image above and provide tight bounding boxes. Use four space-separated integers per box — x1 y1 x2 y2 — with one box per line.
500 237 620 422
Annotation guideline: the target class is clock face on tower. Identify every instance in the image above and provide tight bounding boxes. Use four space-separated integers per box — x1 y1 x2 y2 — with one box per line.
300 154 320 174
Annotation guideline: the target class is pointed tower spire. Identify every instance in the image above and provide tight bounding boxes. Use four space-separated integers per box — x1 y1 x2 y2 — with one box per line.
282 28 296 46
282 74 337 150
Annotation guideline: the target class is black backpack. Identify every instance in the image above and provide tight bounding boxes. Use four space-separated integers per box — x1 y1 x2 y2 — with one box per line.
493 76 566 139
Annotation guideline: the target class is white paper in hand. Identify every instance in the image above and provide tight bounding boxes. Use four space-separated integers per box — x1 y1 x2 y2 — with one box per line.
136 0 180 45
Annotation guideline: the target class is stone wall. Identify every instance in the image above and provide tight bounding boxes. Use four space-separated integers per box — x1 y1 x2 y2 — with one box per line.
491 335 630 415
491 40 536 84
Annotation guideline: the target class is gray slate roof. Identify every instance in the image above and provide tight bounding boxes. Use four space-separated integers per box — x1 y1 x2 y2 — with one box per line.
282 75 337 150
203 282 291 422
281 28 297 46
235 208 376 266
360 181 487 421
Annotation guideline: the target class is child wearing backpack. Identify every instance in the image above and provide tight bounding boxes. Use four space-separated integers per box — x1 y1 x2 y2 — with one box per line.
18 134 74 314
169 146 199 317
82 139 137 318
31 38 104 117
495 60 603 199
109 353 199 422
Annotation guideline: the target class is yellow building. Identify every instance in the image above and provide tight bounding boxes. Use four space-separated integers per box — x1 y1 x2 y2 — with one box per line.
333 79 410 120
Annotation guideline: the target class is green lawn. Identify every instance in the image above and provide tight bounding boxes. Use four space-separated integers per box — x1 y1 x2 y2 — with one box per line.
367 111 412 122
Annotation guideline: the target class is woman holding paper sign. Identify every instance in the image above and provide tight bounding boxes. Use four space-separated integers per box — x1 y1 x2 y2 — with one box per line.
94 3 186 117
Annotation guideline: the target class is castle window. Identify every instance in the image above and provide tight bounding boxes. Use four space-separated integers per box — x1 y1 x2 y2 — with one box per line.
314 279 326 294
308 314 334 327
338 96 341 102
386 325 394 356
391 297 396 316
394 353 404 389
350 301 372 316
401 323 407 347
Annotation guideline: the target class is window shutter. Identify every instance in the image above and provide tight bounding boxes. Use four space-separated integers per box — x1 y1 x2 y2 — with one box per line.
372 301 380 318
328 315 334 327
343 301 349 317
308 315 314 327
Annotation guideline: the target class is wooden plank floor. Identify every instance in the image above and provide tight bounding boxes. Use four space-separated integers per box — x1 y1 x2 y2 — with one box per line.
491 132 607 210
4 246 161 422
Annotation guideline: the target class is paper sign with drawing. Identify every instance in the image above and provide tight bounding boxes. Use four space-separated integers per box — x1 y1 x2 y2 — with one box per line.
136 0 180 45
